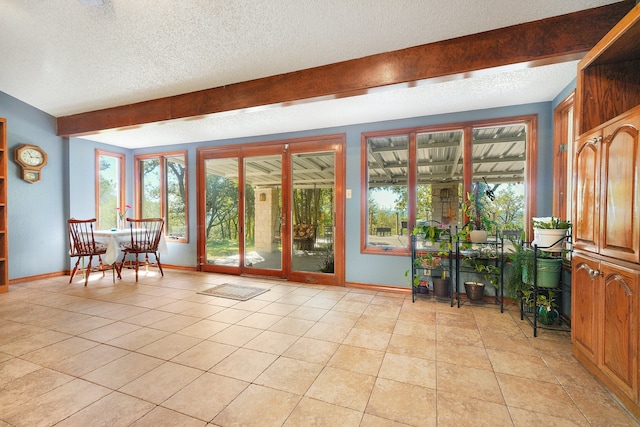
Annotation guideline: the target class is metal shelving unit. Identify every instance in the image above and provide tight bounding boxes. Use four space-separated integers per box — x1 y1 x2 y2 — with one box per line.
519 235 571 337
454 229 505 312
410 222 453 304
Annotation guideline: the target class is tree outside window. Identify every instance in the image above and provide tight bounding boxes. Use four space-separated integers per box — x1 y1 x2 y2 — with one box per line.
96 150 124 230
136 152 188 241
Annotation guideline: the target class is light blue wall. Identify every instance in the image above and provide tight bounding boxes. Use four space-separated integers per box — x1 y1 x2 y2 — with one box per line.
1 92 67 279
2 91 556 286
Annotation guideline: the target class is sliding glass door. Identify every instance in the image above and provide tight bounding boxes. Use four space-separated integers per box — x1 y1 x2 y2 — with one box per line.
198 136 344 285
201 151 241 270
242 146 284 275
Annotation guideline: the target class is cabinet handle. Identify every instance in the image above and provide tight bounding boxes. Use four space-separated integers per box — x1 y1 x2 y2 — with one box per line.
591 136 602 144
588 268 601 278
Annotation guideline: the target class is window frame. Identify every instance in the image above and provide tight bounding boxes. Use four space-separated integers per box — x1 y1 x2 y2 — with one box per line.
360 128 416 255
95 150 125 230
361 115 537 255
134 150 189 243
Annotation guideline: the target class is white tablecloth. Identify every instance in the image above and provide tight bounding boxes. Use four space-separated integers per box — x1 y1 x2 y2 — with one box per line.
93 229 168 265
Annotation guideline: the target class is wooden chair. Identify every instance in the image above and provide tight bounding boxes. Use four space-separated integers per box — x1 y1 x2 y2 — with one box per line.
117 218 164 282
68 218 110 286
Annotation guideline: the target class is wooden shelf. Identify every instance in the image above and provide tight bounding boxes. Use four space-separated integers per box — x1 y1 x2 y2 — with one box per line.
576 3 640 136
0 119 7 293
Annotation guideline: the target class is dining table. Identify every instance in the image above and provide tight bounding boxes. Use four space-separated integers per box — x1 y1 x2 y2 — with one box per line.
93 229 169 265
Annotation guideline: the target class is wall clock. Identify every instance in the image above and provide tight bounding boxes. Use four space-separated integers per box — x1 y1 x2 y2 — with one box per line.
15 144 48 183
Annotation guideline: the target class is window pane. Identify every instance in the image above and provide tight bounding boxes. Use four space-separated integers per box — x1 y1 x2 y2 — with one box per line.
137 153 188 241
204 157 239 266
98 153 122 230
166 155 187 239
366 135 409 248
291 151 334 273
244 154 282 271
416 130 463 227
471 125 526 234
140 158 161 218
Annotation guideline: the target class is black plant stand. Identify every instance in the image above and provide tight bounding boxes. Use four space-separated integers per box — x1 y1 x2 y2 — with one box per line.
454 228 505 312
519 235 572 337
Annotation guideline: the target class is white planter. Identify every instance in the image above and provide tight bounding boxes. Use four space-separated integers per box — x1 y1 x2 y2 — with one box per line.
533 228 567 252
469 230 488 243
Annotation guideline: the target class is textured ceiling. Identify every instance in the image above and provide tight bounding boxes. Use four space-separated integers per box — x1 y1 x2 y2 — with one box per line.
0 0 622 148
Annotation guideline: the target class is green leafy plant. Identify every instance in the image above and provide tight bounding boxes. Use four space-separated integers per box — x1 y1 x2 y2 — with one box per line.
522 287 559 324
462 190 497 232
504 237 527 299
532 216 571 229
536 290 557 310
462 256 500 288
412 222 450 246
412 223 452 254
417 252 441 268
406 251 443 287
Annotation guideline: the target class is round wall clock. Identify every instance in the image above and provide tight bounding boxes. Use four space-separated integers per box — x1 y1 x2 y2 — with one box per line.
15 144 48 183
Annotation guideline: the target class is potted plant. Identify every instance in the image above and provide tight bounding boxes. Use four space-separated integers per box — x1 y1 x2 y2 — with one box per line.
405 251 440 294
462 255 500 301
462 186 496 243
412 222 450 248
525 250 563 289
416 276 430 294
522 288 559 325
535 290 559 325
532 216 571 252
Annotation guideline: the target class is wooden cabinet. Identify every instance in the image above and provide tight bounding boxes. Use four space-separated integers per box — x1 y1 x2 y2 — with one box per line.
572 253 639 404
574 112 640 263
0 119 7 293
573 130 601 253
571 253 600 363
600 114 640 263
572 3 640 419
600 261 638 402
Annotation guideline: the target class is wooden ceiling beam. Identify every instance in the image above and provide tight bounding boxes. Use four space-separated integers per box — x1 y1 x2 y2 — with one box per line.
57 1 635 137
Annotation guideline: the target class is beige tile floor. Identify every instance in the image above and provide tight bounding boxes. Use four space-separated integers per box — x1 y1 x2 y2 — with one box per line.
0 269 638 426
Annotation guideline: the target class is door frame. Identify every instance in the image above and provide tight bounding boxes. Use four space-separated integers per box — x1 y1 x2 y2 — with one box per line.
196 134 345 286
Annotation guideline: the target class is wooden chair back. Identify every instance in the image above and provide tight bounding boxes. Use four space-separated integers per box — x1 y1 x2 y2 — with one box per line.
67 217 110 286
68 218 104 256
125 218 164 253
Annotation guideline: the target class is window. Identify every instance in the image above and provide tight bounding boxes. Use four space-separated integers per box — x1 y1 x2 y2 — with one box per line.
361 116 536 254
362 132 409 252
135 152 188 242
416 129 464 227
470 123 527 233
96 150 125 230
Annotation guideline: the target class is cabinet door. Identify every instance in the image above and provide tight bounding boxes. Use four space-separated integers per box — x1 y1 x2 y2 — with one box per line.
572 253 600 363
600 260 638 401
601 115 640 263
573 131 601 253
